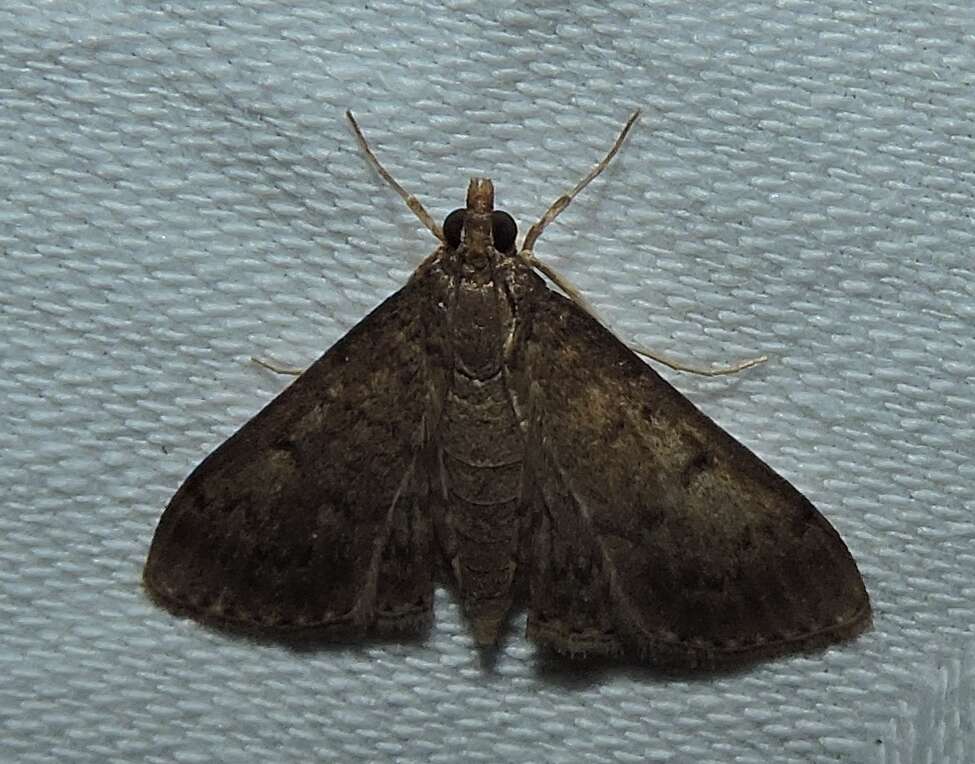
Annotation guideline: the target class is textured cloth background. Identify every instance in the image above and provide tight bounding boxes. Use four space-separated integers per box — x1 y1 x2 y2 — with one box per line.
2 1 973 762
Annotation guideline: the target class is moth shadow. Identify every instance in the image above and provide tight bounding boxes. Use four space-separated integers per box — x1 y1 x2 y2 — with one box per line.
273 630 432 655
530 650 757 688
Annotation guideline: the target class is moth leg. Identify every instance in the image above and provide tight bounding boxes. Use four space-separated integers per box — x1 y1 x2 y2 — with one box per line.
346 110 445 243
624 342 767 377
523 257 768 376
522 382 624 658
521 253 601 319
250 356 305 376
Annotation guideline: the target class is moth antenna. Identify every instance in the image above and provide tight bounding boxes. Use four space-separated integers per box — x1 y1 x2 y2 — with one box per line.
519 110 640 256
520 111 765 377
346 110 445 243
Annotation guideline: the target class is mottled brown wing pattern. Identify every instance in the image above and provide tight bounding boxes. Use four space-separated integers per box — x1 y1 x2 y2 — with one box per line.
513 287 871 668
143 264 449 637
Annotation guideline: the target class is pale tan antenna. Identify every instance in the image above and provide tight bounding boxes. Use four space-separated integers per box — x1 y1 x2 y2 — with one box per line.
520 111 641 257
346 110 445 243
519 112 767 377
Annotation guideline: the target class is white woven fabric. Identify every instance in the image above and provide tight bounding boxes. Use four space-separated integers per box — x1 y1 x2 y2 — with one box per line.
3 1 973 762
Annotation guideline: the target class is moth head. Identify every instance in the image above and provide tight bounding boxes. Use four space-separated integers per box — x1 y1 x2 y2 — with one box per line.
443 178 518 254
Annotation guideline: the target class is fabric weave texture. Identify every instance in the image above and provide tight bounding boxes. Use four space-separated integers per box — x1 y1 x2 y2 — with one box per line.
2 1 973 762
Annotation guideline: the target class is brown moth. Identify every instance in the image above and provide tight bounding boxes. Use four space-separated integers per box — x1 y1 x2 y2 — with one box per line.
143 112 871 669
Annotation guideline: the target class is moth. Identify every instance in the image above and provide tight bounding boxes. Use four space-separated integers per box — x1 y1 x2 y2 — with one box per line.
144 112 871 669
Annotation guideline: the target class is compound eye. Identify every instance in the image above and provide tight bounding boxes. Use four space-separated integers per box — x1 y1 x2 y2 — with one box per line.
443 209 466 248
491 210 517 252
